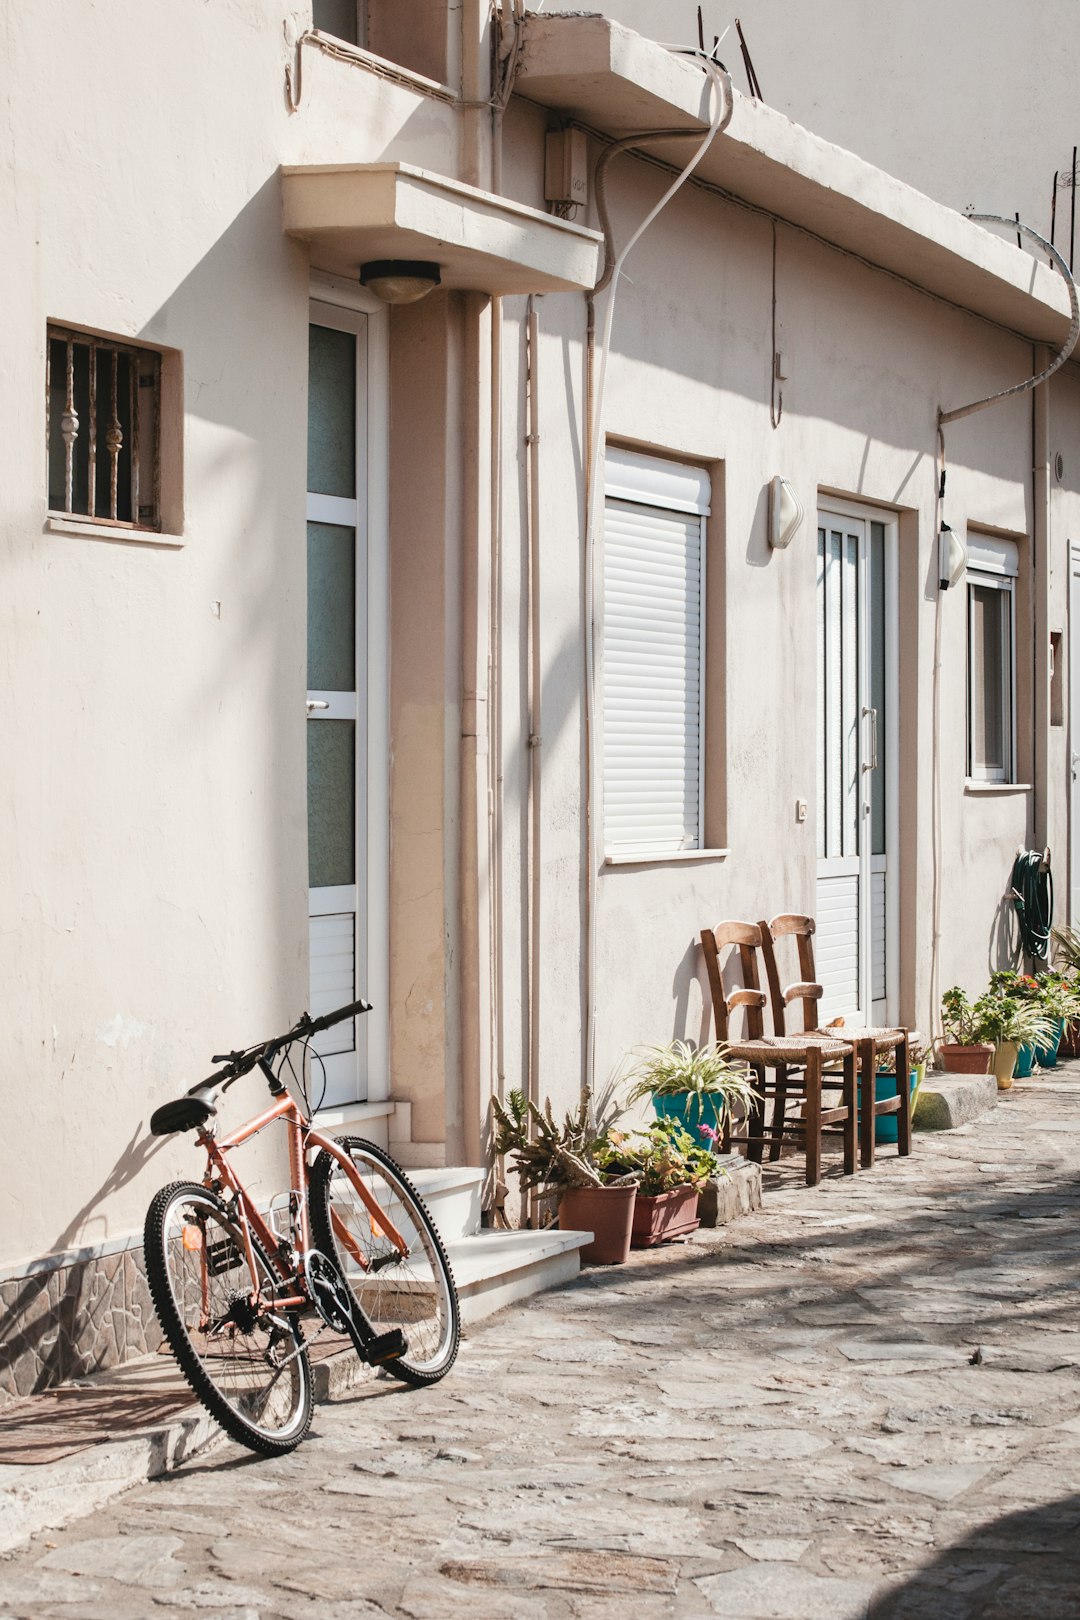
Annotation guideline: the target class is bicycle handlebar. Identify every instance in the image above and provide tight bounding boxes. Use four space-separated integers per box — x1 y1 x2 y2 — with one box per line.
189 998 373 1095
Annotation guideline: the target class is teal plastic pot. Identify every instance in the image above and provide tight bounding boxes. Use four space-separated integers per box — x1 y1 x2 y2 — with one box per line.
1014 1043 1036 1079
858 1069 918 1143
652 1091 727 1142
1034 1019 1065 1069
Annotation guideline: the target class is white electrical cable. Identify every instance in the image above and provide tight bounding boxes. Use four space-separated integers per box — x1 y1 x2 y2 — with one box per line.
582 57 734 1091
940 215 1079 424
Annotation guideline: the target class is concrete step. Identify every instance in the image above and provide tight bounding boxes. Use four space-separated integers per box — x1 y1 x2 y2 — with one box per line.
402 1166 484 1242
443 1228 591 1324
914 1072 998 1130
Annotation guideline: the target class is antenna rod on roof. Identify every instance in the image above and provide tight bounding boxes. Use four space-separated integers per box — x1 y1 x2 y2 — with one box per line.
1072 145 1077 272
735 17 763 100
1052 170 1059 249
697 6 705 52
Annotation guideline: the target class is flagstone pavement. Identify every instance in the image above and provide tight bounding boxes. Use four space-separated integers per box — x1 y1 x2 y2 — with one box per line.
2 1069 1079 1619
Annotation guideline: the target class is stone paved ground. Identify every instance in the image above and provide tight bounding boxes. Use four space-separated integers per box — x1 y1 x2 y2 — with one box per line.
2 1071 1079 1620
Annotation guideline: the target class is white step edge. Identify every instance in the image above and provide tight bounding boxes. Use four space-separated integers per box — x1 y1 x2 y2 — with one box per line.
444 1228 591 1324
403 1166 485 1199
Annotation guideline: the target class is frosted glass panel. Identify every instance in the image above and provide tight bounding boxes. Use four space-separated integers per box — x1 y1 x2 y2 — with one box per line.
970 584 1007 771
870 522 886 856
308 522 356 692
313 0 359 43
308 325 356 498
308 721 355 887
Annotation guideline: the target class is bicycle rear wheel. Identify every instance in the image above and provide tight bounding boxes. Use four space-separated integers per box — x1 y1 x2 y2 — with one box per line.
309 1139 460 1386
144 1181 313 1455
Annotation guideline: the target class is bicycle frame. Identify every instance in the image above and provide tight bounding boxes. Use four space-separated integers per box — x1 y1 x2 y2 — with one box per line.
192 1077 409 1318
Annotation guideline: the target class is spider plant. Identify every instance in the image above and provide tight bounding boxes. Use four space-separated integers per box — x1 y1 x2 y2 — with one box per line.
621 1039 756 1130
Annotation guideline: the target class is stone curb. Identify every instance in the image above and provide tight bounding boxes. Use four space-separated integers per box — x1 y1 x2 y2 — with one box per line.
914 1071 998 1130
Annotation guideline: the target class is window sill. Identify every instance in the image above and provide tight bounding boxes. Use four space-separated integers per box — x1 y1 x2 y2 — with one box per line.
313 1097 395 1130
46 516 184 548
963 781 1031 794
604 847 730 868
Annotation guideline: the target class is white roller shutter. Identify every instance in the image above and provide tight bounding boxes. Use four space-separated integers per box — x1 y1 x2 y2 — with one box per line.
602 450 709 855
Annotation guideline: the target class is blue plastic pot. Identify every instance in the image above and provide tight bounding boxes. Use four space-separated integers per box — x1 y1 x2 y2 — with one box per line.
652 1091 727 1142
1014 1043 1036 1078
1034 1019 1064 1069
858 1069 918 1143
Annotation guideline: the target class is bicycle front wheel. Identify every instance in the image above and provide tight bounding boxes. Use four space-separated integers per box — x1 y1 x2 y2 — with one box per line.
309 1139 460 1386
144 1182 313 1455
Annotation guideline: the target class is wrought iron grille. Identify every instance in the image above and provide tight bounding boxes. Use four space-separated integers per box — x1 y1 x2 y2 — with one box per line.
46 325 161 530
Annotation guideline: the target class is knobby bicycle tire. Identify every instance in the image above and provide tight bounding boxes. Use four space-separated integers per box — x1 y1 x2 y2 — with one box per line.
309 1138 460 1386
144 1181 313 1455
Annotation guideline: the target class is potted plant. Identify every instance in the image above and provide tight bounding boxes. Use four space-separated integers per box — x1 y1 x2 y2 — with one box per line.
621 1039 757 1140
1051 927 1080 1057
597 1117 716 1247
937 987 994 1073
977 988 1055 1089
1033 970 1080 1067
873 1038 927 1139
491 1089 638 1264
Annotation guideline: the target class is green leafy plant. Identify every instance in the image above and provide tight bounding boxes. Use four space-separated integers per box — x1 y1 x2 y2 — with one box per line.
1034 969 1080 1023
1052 925 1080 976
491 1089 637 1191
596 1117 717 1195
621 1039 756 1130
940 987 991 1046
975 992 1055 1048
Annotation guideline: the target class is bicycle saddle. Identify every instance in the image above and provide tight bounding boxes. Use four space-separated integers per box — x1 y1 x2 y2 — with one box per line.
149 1095 217 1136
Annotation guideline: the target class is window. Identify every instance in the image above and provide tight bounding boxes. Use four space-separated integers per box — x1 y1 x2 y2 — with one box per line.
47 325 162 531
602 448 710 855
966 533 1017 782
313 0 364 46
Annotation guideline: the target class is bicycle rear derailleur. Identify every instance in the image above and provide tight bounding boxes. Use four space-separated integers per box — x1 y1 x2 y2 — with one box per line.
304 1249 408 1367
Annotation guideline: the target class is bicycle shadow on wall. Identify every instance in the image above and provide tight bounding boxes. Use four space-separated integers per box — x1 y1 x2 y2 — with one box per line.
0 1124 172 1395
866 1491 1080 1617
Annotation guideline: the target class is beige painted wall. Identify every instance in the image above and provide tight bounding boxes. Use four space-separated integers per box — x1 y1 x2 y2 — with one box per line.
4 0 1078 1282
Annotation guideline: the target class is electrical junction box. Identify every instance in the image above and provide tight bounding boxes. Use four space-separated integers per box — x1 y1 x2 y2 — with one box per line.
545 127 588 208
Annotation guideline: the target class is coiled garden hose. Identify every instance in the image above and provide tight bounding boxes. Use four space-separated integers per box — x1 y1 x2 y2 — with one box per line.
1010 849 1053 962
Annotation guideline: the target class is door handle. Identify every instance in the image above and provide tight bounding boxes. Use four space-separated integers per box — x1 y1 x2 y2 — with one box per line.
306 699 329 714
862 706 878 771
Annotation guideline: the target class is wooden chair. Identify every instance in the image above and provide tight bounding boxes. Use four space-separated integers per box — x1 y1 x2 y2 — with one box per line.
699 920 857 1187
759 913 920 1169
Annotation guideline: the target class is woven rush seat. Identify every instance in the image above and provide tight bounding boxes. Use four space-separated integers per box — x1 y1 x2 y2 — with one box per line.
725 1034 854 1062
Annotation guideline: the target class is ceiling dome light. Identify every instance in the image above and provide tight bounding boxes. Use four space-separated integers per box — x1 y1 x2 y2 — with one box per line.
359 260 442 304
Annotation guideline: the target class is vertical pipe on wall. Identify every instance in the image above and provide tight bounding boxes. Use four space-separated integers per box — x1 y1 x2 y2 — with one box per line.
1033 345 1051 852
525 298 543 1222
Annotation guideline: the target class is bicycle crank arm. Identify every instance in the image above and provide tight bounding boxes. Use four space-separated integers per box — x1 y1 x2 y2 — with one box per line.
305 1250 408 1366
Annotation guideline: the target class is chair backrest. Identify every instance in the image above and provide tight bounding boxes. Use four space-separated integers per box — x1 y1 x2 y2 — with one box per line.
760 913 824 1035
700 921 769 1043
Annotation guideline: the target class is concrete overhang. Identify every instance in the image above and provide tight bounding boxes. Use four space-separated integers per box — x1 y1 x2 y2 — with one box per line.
519 15 1073 346
281 161 602 294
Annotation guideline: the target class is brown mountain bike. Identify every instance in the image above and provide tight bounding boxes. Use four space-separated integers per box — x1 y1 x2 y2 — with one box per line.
143 998 459 1455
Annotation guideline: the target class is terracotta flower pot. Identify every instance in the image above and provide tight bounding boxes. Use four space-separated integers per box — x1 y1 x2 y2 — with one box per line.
1058 1021 1080 1061
630 1185 700 1248
938 1042 993 1074
558 1184 637 1265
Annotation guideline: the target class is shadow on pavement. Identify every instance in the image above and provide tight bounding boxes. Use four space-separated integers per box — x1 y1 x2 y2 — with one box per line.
867 1492 1080 1618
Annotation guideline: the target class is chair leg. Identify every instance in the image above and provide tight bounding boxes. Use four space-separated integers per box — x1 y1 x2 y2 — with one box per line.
842 1049 857 1176
896 1032 912 1156
804 1046 822 1186
769 1064 789 1161
858 1038 877 1169
747 1063 767 1163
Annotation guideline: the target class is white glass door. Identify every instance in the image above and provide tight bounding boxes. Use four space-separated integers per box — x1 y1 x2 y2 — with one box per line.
307 304 368 1106
816 508 894 1024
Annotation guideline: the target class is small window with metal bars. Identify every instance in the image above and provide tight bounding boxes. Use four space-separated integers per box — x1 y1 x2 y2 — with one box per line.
47 325 161 531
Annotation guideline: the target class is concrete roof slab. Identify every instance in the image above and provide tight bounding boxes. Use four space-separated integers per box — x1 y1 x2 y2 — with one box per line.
281 162 602 295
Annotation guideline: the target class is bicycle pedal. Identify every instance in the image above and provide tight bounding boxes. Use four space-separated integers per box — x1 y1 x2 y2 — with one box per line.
363 1329 407 1365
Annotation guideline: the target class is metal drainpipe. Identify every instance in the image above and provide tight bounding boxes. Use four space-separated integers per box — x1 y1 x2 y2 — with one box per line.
1033 345 1051 854
525 297 543 1223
